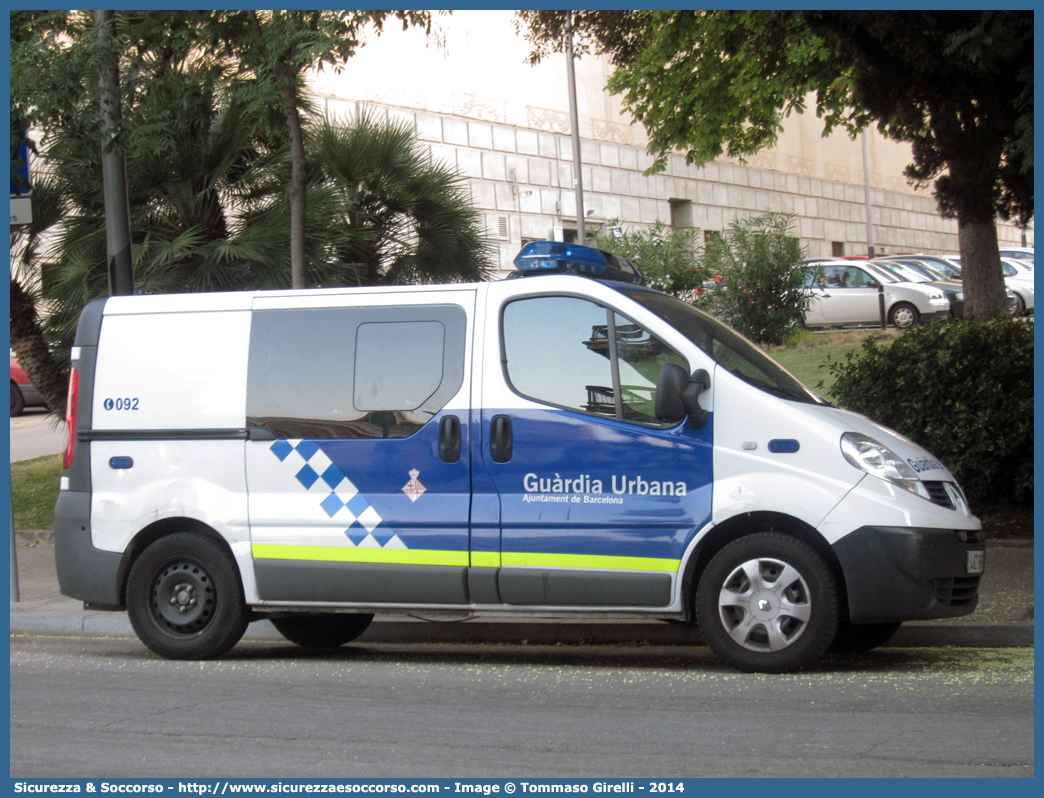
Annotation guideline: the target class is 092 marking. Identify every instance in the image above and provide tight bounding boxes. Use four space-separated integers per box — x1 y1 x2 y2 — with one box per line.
103 397 139 411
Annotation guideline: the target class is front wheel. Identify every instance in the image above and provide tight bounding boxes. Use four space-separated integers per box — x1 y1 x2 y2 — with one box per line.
272 614 374 649
889 302 920 329
126 532 248 659
696 533 839 673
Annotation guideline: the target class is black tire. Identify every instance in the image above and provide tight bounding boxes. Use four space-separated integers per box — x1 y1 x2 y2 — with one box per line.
126 532 248 659
1013 292 1026 313
889 302 920 329
271 614 374 648
696 533 839 673
829 620 902 654
11 382 25 417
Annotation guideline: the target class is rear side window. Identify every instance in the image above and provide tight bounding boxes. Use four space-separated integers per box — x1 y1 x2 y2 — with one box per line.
248 305 466 439
501 295 686 427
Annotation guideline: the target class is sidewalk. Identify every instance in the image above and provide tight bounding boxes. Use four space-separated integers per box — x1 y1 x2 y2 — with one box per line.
9 533 1034 648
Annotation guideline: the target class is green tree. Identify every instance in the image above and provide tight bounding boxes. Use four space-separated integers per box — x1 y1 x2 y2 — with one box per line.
247 111 494 288
210 11 433 289
13 98 494 415
826 317 1033 514
703 213 808 346
517 10 1033 321
10 10 258 414
12 67 286 404
594 220 708 297
11 11 490 415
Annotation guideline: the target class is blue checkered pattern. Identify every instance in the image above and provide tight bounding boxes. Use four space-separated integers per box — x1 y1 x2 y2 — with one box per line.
270 440 405 549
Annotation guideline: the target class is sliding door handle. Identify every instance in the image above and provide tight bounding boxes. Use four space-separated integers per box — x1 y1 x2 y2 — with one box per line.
489 415 513 463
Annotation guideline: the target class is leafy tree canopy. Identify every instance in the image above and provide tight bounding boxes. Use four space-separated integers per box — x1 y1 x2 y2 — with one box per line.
517 10 1033 318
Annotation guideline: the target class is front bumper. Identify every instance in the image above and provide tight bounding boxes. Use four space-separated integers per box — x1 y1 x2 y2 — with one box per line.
832 526 985 624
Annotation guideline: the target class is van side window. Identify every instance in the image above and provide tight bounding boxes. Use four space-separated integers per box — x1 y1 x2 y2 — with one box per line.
247 305 465 440
503 296 614 417
502 296 687 427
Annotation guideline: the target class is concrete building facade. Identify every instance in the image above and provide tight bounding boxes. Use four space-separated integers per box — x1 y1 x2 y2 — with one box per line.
307 11 1030 275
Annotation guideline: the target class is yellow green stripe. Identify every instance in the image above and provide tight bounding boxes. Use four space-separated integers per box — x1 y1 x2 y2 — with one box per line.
470 551 502 568
501 551 680 573
252 544 678 573
252 544 469 567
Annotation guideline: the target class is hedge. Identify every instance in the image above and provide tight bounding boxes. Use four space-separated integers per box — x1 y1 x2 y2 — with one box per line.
825 317 1033 515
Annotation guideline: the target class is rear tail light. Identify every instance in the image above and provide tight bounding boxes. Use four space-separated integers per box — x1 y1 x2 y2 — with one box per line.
63 368 79 470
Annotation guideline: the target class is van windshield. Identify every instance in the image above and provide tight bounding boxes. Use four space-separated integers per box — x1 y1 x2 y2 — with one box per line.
616 287 825 406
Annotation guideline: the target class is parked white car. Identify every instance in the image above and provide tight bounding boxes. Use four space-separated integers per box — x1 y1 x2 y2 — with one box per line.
1000 259 1035 311
803 261 951 328
947 255 1034 311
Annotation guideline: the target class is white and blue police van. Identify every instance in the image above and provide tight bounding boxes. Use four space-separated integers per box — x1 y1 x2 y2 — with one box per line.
54 242 984 672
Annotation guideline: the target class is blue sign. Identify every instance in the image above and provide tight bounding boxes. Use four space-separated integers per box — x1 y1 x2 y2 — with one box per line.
11 139 31 197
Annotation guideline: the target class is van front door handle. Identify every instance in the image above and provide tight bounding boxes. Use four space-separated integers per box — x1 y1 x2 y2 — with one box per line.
489 415 513 463
439 415 461 463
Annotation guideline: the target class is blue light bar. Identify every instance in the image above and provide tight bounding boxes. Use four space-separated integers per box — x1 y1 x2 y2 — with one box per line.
512 241 643 284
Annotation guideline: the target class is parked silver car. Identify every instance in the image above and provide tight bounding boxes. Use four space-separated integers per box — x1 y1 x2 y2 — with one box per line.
803 261 950 328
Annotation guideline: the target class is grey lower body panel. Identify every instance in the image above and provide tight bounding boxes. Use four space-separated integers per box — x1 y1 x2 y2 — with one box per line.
54 490 124 606
498 567 673 608
833 525 984 624
254 560 673 609
254 560 470 604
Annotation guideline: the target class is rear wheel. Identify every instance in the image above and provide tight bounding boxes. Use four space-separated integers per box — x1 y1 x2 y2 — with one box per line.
889 302 920 329
272 614 374 648
696 533 839 673
11 382 25 417
829 620 902 654
127 532 248 659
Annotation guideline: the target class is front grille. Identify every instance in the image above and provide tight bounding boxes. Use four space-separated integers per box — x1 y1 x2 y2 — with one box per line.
932 576 980 607
923 481 954 509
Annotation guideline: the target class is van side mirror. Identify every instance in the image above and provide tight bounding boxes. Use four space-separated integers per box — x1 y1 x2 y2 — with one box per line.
655 364 711 429
655 363 688 423
684 369 711 429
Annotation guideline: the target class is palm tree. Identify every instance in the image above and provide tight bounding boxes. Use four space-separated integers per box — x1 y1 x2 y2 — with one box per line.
304 110 494 287
13 96 495 416
12 67 284 413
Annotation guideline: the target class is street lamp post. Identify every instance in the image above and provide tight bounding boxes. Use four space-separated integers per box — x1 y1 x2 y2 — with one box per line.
565 12 585 244
862 129 876 259
95 9 135 296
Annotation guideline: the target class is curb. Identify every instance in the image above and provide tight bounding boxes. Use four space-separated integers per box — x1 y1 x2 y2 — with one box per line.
8 614 1033 648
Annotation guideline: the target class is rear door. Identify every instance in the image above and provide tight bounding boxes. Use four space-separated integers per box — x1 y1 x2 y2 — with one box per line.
245 289 475 607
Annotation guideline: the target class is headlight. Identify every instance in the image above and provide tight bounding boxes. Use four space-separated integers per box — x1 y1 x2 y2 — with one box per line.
955 292 964 301
927 291 945 300
840 432 931 501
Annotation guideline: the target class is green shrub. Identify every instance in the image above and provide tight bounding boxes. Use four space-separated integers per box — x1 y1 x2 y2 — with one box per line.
826 317 1033 515
595 219 710 297
703 212 808 345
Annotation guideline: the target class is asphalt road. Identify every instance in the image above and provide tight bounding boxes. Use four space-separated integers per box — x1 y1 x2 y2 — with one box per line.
10 408 66 463
10 635 1033 778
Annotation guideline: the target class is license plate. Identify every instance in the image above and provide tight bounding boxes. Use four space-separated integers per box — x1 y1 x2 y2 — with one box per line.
966 550 985 575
